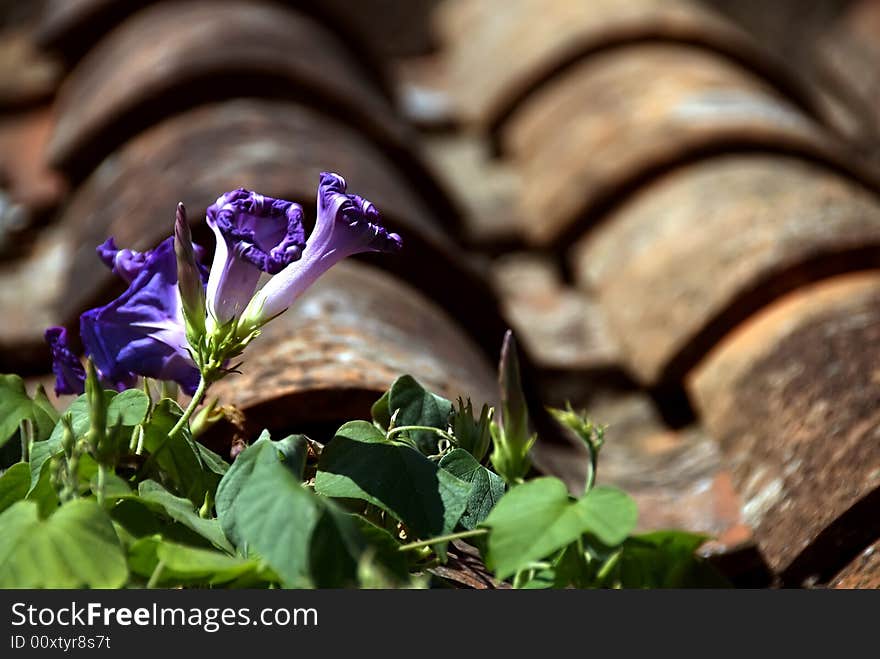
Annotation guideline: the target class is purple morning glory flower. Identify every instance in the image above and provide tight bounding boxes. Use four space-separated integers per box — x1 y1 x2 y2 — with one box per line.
205 189 307 325
242 172 402 326
45 326 87 396
79 236 200 395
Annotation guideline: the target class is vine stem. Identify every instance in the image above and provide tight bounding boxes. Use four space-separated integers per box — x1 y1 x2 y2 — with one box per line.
96 463 109 506
385 425 456 444
398 528 488 552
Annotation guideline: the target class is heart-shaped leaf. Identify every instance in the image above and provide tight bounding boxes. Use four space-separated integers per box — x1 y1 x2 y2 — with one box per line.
0 499 127 588
0 375 58 451
128 536 277 587
316 421 471 556
389 375 452 454
215 432 308 547
219 440 365 587
439 448 505 529
119 480 232 552
0 462 30 514
483 477 637 579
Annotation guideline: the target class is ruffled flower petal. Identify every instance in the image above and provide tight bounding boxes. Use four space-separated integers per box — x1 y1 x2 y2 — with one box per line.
205 188 306 324
243 172 401 326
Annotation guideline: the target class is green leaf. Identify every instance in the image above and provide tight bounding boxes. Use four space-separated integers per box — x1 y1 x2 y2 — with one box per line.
224 445 364 587
26 458 59 517
483 477 638 579
126 480 232 553
196 443 229 479
439 449 505 529
315 421 471 558
128 536 277 587
30 385 59 441
0 499 127 588
0 375 59 450
215 432 308 546
107 389 150 426
29 390 117 490
580 487 640 546
370 390 391 430
142 399 218 506
606 530 730 588
389 375 452 454
90 470 131 500
352 515 411 581
0 463 30 514
109 499 213 549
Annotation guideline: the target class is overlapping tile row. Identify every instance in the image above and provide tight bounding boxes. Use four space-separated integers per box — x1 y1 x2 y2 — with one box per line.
0 1 527 461
34 0 438 67
571 155 880 386
701 0 880 146
503 44 878 250
39 0 459 227
435 0 843 140
435 0 880 584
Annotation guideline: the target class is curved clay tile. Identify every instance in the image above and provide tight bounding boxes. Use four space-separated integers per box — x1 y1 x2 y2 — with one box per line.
571 155 880 386
436 0 830 137
688 272 880 583
504 44 878 249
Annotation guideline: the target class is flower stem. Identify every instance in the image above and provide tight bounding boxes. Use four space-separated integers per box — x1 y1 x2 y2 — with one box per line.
398 528 488 552
139 377 207 476
167 377 207 442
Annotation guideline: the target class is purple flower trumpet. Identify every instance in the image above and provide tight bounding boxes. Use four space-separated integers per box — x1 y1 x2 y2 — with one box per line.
241 172 402 329
205 189 306 326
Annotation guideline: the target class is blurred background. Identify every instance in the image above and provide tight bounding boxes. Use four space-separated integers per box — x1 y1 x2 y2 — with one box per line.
2 0 880 588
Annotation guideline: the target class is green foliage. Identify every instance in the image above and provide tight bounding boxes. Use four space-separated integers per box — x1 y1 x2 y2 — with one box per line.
439 448 504 529
598 530 732 588
0 499 127 588
218 432 392 587
122 480 232 552
141 399 219 506
0 462 30 514
0 375 58 453
0 352 729 589
215 432 308 547
387 375 453 454
315 421 471 559
482 477 638 579
128 536 276 588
